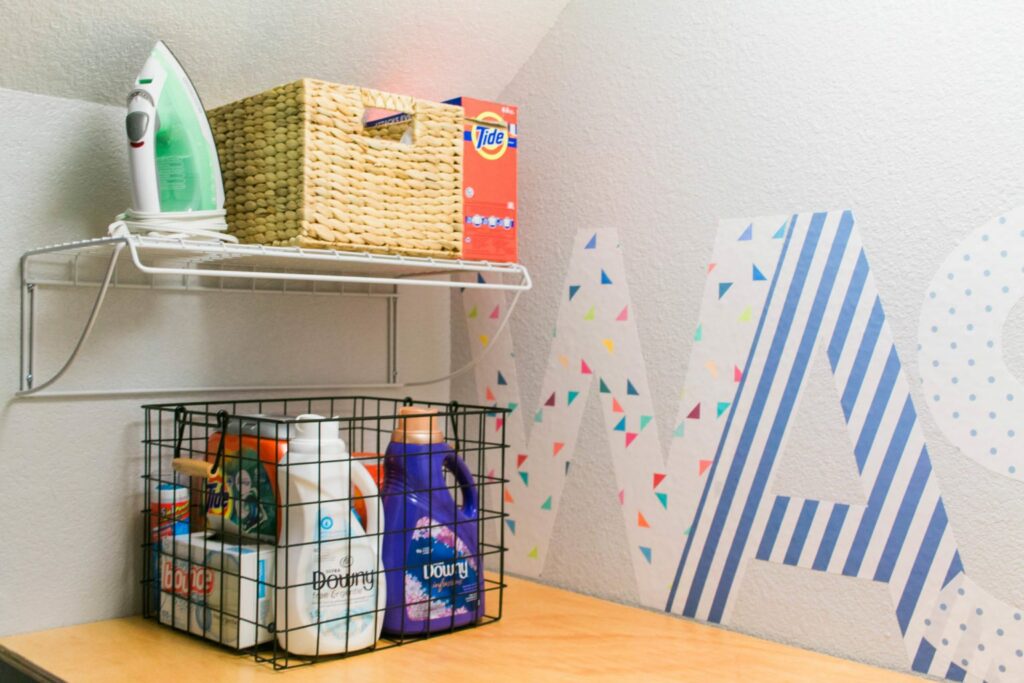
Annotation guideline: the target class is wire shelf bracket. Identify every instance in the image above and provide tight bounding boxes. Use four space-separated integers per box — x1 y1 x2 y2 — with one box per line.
17 231 531 398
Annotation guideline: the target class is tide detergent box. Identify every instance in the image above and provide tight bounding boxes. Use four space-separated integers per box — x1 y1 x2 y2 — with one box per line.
159 532 275 648
446 97 518 263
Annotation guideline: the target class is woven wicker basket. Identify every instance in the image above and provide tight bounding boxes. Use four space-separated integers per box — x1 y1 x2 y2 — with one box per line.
208 79 463 258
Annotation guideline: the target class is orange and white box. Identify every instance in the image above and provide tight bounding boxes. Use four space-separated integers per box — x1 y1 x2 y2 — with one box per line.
446 97 518 263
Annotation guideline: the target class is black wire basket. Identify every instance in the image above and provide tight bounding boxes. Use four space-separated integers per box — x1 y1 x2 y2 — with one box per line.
142 396 508 670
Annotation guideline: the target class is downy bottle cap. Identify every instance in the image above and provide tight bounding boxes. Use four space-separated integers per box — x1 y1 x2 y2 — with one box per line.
390 406 445 445
289 414 346 462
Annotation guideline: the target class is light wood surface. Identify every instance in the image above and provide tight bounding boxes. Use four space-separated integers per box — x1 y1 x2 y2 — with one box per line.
0 576 919 682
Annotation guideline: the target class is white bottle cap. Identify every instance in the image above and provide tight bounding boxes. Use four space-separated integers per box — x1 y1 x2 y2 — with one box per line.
289 414 347 460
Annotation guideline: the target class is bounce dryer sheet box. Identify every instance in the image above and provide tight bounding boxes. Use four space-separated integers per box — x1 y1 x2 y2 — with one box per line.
445 97 518 263
159 532 275 648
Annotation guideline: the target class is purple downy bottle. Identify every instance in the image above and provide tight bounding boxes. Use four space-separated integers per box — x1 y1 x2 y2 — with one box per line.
382 406 483 634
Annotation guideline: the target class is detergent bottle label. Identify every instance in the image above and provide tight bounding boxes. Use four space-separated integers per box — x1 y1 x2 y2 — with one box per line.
404 517 479 620
306 515 378 638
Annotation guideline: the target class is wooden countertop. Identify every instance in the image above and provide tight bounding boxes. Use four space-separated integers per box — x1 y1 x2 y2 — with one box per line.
0 576 917 682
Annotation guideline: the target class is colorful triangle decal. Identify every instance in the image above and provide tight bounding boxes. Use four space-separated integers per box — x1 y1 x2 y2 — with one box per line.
626 380 639 396
625 432 639 447
541 496 552 510
773 221 787 239
602 338 615 353
618 489 625 505
567 390 580 406
656 492 668 509
584 306 596 321
639 415 652 431
585 234 597 250
485 386 495 401
698 459 712 476
739 223 753 241
490 305 500 319
559 354 569 368
718 282 733 299
738 306 752 322
534 409 543 423
638 511 650 528
497 370 507 386
519 471 529 485
716 401 731 417
673 422 685 438
553 442 564 456
687 403 701 419
705 360 718 378
517 454 528 468
569 284 581 301
734 365 743 382
467 306 478 319
495 417 504 431
600 269 612 285
653 472 666 489
508 401 518 413
581 359 592 374
479 334 489 347
752 264 767 281
599 378 610 393
616 305 629 321
639 546 652 563
694 324 703 341
544 392 556 407
707 262 717 273
613 417 626 432
504 488 514 504
476 273 486 284
528 546 538 559
612 397 624 413
505 519 516 534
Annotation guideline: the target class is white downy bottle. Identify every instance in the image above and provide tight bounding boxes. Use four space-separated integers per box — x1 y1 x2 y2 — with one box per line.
276 415 385 655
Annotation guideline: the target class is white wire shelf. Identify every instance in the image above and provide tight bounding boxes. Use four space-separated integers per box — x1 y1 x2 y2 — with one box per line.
22 233 531 295
17 232 530 397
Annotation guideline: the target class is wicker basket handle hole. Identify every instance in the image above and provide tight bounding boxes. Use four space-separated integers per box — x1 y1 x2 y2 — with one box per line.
362 106 415 145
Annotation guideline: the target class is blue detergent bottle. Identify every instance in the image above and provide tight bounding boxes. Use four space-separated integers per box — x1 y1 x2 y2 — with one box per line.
381 406 483 634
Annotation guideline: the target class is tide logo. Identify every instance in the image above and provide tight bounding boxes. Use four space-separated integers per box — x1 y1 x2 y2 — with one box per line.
205 475 231 520
471 112 509 160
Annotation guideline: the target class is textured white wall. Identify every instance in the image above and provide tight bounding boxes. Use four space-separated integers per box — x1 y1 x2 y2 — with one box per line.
0 87 451 635
452 0 1024 674
0 0 569 107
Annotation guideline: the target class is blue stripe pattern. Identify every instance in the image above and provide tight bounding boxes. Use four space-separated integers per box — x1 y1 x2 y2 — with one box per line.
812 503 849 571
707 211 853 622
827 250 869 370
668 210 966 681
784 499 819 566
756 496 790 561
874 446 932 582
666 215 797 610
680 212 827 618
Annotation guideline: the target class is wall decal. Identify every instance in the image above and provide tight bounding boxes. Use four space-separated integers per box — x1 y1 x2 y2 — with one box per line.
666 211 1022 681
918 209 1024 481
461 218 786 605
463 211 1024 681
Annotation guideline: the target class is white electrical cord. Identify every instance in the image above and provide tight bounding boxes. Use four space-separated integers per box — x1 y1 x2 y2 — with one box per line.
108 208 237 243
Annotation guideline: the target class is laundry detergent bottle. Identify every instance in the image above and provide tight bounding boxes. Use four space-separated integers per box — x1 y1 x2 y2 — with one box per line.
276 416 385 655
382 407 483 634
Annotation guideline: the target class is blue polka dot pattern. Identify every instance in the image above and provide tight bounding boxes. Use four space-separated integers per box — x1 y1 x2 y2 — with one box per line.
919 209 1024 483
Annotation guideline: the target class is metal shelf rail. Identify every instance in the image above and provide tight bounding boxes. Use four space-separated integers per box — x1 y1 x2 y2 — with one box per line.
18 232 530 398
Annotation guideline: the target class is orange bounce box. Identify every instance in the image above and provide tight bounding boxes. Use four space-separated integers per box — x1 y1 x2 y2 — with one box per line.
446 97 519 263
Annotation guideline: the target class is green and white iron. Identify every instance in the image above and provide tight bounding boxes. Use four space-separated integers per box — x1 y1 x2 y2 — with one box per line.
121 41 232 241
